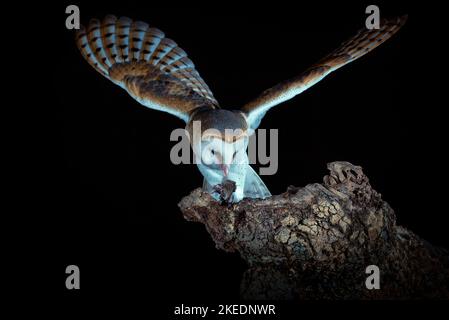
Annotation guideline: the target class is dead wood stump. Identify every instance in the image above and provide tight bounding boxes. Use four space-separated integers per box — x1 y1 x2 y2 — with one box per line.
179 162 449 299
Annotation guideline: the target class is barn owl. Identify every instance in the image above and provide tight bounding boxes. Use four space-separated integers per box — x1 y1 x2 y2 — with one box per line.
75 14 406 202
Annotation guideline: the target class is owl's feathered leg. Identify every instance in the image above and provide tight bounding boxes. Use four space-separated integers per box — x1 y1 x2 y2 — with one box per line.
242 165 271 200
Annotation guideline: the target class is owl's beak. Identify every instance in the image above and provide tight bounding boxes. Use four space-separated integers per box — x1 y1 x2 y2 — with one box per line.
220 164 229 177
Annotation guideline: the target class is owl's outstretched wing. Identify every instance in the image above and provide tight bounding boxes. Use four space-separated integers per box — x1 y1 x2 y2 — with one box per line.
242 15 407 130
76 15 218 122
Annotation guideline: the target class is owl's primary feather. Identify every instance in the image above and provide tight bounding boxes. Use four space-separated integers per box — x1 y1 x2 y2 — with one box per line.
242 15 408 130
76 15 218 122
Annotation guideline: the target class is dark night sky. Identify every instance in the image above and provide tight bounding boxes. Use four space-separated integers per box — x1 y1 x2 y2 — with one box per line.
28 0 449 313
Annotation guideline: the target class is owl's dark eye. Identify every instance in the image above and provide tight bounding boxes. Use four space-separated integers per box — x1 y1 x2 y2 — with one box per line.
211 149 215 155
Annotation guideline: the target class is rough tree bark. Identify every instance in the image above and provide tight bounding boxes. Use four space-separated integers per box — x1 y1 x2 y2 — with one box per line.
178 162 449 299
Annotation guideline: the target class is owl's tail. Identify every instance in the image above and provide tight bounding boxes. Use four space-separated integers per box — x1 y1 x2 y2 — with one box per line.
75 15 193 81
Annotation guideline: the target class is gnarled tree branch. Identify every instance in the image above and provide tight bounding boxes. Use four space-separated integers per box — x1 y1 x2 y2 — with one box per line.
179 162 449 299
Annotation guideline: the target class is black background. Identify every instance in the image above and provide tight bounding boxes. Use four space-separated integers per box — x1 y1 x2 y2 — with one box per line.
23 0 448 316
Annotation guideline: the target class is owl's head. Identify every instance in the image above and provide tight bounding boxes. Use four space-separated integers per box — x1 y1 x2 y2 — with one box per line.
198 134 248 175
187 109 249 177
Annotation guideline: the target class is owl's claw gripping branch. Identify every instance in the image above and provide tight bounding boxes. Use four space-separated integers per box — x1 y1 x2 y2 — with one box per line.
179 161 449 300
